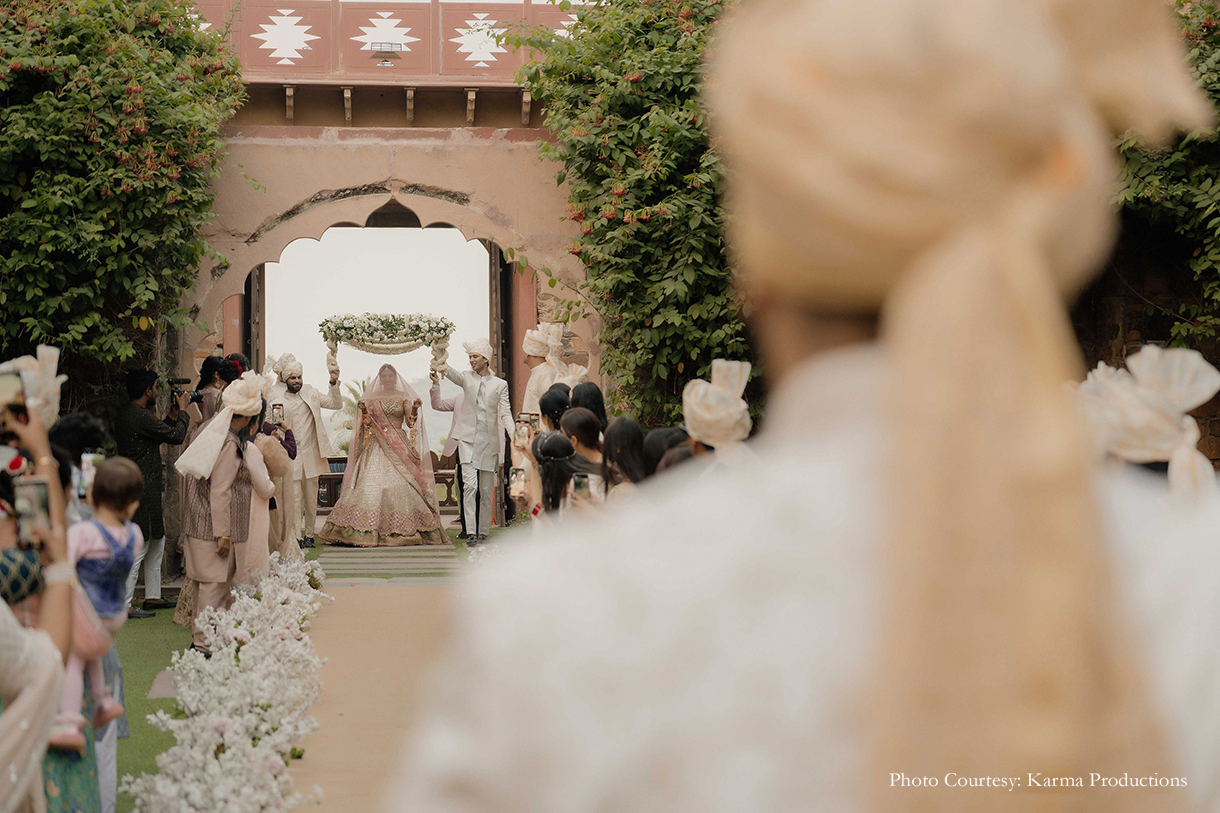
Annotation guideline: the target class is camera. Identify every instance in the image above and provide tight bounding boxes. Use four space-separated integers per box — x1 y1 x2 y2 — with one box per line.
168 377 204 405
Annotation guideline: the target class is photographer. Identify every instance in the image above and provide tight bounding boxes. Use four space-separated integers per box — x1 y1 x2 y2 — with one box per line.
113 370 190 618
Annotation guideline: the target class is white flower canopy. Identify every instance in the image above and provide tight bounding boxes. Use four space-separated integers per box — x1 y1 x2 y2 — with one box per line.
319 312 456 373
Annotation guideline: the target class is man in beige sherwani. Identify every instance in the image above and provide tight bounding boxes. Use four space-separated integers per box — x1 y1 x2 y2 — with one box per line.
266 354 341 548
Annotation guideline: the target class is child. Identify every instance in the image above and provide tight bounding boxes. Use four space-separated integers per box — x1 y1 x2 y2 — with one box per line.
47 457 145 752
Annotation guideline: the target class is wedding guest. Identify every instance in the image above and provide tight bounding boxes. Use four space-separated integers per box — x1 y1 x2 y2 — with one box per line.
537 388 569 434
235 402 276 586
441 340 513 545
683 360 753 462
558 408 605 509
259 418 300 563
48 458 144 754
175 373 272 653
391 1 1220 811
547 382 571 398
654 443 694 475
569 382 608 431
114 369 191 618
48 412 110 522
642 427 688 478
0 408 76 812
601 417 646 501
266 354 341 549
521 325 562 415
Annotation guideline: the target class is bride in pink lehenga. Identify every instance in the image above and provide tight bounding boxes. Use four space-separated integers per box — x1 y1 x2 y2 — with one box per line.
319 364 448 547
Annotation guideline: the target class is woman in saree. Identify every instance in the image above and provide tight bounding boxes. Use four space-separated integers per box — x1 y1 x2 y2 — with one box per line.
319 364 447 547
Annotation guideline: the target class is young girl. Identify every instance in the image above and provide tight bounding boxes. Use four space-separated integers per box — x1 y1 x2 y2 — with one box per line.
47 457 145 752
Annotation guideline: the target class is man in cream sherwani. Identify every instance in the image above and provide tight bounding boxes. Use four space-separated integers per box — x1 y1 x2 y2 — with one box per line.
267 353 341 548
442 339 512 544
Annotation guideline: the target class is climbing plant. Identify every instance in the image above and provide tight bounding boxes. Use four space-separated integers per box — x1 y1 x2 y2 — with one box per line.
508 0 750 426
0 0 244 393
1116 0 1220 345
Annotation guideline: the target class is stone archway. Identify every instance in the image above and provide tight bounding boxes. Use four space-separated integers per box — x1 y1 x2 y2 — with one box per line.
179 124 596 406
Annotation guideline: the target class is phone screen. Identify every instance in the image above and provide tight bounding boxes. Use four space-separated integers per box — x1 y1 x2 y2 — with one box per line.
271 404 285 424
14 477 50 547
571 473 590 499
79 452 104 499
514 422 530 449
529 413 540 431
0 372 23 412
509 466 526 498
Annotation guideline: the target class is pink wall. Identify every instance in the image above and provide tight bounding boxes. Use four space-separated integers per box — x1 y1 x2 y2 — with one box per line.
222 294 245 358
510 266 538 414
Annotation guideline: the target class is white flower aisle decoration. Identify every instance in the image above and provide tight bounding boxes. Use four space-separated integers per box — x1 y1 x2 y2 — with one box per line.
121 554 332 812
319 313 456 374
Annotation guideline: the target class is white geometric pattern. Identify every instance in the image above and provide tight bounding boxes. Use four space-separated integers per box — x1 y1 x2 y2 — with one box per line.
351 12 421 51
188 11 213 33
251 9 320 65
448 14 507 68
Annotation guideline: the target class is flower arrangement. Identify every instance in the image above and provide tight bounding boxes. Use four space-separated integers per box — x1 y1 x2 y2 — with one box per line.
320 312 456 373
319 313 455 349
121 554 332 812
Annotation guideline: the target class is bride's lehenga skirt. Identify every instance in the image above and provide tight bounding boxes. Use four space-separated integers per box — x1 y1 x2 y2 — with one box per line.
318 438 448 547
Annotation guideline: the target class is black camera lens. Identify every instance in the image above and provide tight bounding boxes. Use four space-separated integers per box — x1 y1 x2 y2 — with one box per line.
189 390 205 405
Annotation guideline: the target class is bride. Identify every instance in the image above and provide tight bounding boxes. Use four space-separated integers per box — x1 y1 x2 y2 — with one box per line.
319 364 448 546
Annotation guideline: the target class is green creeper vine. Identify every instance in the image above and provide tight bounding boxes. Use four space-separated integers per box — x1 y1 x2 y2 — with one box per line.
508 0 750 426
1116 0 1220 345
0 0 245 402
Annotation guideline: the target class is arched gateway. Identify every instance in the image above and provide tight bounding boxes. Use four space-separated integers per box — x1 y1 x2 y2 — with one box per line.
182 0 594 403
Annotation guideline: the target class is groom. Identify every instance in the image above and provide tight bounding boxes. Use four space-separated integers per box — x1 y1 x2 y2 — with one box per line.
267 353 342 548
442 339 512 544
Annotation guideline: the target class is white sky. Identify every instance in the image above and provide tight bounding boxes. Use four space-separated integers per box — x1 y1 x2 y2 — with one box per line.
265 228 490 452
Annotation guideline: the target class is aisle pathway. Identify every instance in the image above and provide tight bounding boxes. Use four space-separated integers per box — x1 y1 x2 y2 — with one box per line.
318 543 462 584
291 582 454 812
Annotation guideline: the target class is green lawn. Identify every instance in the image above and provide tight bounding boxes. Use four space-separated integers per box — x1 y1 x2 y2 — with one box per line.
113 604 191 813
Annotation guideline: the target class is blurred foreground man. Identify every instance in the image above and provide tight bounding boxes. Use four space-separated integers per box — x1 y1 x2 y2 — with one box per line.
390 1 1220 811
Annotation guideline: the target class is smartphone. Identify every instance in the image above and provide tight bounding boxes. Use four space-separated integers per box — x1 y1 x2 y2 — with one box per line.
571 473 590 499
509 466 526 499
514 422 531 449
79 451 105 499
14 476 50 548
0 372 24 417
529 413 541 432
271 403 285 424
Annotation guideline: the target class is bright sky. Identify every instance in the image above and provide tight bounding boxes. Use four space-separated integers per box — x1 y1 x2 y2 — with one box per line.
265 228 490 453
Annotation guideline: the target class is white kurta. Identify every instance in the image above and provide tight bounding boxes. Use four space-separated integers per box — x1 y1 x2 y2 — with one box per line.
284 391 326 480
390 344 1220 813
522 363 558 415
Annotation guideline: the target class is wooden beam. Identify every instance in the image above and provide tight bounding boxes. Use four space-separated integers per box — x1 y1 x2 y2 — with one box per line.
465 88 477 127
404 87 415 125
520 90 531 126
342 86 352 125
284 85 294 123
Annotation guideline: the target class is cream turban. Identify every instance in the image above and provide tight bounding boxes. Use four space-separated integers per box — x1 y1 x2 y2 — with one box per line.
707 0 1210 809
522 329 550 358
268 353 303 384
175 372 270 479
683 360 751 450
463 339 494 362
1077 346 1220 498
0 345 66 428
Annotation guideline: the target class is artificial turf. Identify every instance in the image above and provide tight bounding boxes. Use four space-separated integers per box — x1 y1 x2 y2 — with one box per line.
112 602 190 813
